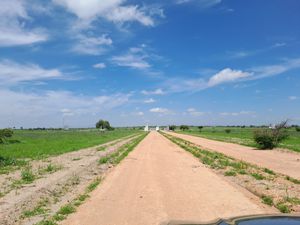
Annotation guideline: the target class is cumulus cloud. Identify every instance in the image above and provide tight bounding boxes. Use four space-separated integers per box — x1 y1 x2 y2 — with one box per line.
0 60 63 85
0 0 48 47
207 68 251 87
53 0 162 26
162 58 300 94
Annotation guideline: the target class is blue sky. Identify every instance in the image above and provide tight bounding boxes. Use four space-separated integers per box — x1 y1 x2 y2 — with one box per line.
0 0 300 128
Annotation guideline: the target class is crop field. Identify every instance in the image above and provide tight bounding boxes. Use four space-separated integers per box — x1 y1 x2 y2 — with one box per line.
0 129 140 159
177 126 300 152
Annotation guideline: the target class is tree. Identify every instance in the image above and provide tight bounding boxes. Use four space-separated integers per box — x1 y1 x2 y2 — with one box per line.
180 125 189 131
198 126 203 132
0 129 13 144
96 120 113 130
169 125 176 131
253 120 289 149
296 127 300 132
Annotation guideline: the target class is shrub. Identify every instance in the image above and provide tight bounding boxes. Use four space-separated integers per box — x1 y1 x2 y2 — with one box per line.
261 195 273 206
0 128 13 143
296 127 300 132
253 120 289 149
169 125 176 131
225 129 231 133
180 125 189 131
21 168 35 183
254 129 275 149
224 170 236 176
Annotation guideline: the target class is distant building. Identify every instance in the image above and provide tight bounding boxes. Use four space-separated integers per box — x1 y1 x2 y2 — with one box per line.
144 124 149 131
269 124 276 129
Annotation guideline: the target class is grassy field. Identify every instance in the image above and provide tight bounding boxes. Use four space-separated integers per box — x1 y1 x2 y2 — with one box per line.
177 126 300 152
0 129 140 159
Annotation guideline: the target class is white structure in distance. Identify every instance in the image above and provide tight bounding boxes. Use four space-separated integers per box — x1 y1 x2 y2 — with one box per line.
144 125 160 131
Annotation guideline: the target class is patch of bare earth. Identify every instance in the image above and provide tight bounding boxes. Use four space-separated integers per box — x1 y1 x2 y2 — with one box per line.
0 133 140 225
162 132 300 214
166 132 300 180
62 131 274 225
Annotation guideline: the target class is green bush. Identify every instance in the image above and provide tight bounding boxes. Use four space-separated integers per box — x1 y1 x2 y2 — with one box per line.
253 121 289 149
254 130 276 149
169 125 176 131
225 129 231 133
0 129 14 143
296 127 300 132
180 125 189 131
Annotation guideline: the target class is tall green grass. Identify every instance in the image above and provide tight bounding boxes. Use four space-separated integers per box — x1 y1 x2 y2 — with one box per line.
0 129 140 159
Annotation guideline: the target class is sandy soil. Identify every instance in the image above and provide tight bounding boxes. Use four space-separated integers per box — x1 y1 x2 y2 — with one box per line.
165 132 300 180
62 131 273 225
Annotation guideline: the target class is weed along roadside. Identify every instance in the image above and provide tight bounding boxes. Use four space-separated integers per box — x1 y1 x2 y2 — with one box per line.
160 132 300 213
0 132 146 225
29 132 149 225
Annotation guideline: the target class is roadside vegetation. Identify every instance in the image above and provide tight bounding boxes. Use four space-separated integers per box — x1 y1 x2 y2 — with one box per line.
35 132 148 225
161 132 300 213
174 122 300 152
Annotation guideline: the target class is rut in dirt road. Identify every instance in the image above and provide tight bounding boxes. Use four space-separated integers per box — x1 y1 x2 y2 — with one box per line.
165 132 300 180
62 131 273 225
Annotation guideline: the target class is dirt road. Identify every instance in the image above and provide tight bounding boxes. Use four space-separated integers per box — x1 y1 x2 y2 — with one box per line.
63 132 272 225
166 132 300 180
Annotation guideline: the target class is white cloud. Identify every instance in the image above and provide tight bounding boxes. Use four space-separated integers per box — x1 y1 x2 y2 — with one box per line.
106 6 154 26
289 96 298 101
53 0 161 26
141 88 165 95
144 98 156 103
149 107 170 114
133 111 144 116
220 111 255 116
72 34 112 55
187 108 205 116
207 68 251 87
0 0 48 47
176 0 222 8
111 47 151 69
93 63 106 69
61 108 74 116
162 58 300 94
0 60 63 85
250 58 300 79
0 88 130 128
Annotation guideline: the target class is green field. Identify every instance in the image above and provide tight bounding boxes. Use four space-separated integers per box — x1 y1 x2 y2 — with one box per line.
177 127 300 152
0 129 140 159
